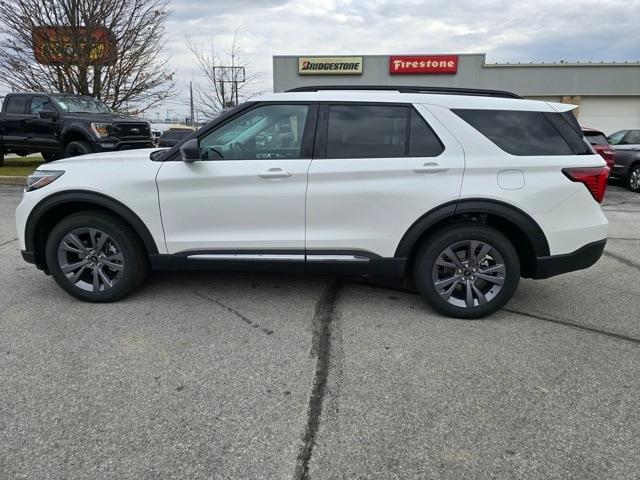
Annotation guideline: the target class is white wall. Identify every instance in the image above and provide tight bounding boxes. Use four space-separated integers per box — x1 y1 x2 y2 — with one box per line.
576 96 640 135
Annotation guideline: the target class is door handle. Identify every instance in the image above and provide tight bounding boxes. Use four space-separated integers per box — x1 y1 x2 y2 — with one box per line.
413 162 449 174
259 168 292 179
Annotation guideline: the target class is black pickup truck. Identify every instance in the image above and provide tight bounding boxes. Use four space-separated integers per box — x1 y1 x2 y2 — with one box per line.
0 93 153 165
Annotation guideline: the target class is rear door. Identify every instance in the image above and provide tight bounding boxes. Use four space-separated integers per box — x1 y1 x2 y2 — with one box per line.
610 130 640 176
1 95 31 150
305 102 464 260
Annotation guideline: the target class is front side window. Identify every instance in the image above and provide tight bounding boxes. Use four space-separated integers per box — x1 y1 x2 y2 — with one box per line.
29 96 52 115
326 105 407 158
607 131 627 145
6 96 28 114
454 109 579 156
199 104 309 160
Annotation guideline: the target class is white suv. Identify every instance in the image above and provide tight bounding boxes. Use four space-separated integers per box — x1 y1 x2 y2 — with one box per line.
15 86 609 318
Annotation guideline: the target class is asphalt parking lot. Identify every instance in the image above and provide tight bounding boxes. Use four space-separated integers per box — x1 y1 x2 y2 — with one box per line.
1 184 639 480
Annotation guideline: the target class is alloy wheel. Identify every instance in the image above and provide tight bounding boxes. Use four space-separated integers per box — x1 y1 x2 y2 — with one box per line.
56 228 124 292
431 240 506 309
630 168 640 190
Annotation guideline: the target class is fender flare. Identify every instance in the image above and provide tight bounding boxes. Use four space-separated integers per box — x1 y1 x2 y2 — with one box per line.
25 190 159 256
394 198 550 258
61 126 93 145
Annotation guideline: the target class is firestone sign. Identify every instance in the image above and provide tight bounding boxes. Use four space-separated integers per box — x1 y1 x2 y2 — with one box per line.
389 55 458 74
298 56 363 75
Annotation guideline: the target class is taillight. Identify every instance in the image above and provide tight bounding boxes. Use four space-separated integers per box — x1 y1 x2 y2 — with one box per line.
562 166 610 203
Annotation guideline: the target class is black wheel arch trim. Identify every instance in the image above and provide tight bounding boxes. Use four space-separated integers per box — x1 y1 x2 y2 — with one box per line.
25 190 160 264
394 198 550 258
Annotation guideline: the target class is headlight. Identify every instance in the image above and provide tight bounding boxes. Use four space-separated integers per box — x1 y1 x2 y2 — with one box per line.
25 170 64 192
91 123 112 138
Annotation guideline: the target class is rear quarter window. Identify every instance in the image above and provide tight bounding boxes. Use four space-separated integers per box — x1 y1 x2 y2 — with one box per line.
5 96 28 114
453 109 589 156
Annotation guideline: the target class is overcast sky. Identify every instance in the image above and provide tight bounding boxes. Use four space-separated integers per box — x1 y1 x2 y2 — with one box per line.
158 0 639 117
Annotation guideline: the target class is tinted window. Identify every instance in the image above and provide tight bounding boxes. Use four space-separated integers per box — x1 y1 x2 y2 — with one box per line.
409 109 444 157
199 104 309 160
326 105 407 158
624 130 640 144
6 96 28 114
454 109 574 156
584 131 608 146
607 131 627 145
544 113 591 154
29 96 53 115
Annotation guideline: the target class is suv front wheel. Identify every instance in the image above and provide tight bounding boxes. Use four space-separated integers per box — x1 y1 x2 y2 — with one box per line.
45 211 148 302
414 224 520 319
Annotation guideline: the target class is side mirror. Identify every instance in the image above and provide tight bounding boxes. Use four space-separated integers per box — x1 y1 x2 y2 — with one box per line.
180 138 200 162
39 109 58 120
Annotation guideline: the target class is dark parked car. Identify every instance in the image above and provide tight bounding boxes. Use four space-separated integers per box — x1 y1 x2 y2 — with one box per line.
607 129 640 192
0 92 153 165
157 128 194 147
582 128 615 171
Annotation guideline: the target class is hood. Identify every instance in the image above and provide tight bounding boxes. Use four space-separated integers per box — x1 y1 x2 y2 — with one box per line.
42 148 166 168
62 112 149 123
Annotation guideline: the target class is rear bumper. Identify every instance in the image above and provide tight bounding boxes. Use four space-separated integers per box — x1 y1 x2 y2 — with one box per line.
532 239 606 279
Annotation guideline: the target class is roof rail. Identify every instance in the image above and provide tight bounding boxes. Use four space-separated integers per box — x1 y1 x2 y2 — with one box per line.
286 85 523 99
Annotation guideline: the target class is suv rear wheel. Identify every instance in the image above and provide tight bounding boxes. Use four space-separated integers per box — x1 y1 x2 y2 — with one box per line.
414 224 520 319
45 211 148 302
628 164 640 193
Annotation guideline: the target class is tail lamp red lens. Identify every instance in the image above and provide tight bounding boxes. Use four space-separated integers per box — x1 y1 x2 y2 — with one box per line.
562 166 610 203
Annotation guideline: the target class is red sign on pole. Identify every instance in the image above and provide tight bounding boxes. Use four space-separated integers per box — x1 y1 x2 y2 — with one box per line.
389 55 458 74
32 26 116 66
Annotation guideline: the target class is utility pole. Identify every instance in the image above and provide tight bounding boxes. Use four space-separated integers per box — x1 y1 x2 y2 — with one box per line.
189 81 195 126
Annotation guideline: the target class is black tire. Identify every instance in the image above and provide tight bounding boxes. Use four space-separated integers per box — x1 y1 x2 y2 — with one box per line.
45 210 148 302
628 164 640 193
42 151 60 163
64 140 93 158
414 223 520 319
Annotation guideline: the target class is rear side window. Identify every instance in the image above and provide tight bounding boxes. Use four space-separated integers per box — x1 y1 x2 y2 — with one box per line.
326 105 407 158
584 131 608 146
409 109 444 157
454 109 586 156
5 96 28 114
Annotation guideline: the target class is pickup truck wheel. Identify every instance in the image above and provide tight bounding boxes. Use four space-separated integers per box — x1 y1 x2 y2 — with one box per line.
64 141 92 158
0 150 4 167
414 224 520 319
628 164 640 193
42 152 60 162
45 211 148 302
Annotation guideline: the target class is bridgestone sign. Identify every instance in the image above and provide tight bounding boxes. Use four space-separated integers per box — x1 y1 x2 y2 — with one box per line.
298 56 363 75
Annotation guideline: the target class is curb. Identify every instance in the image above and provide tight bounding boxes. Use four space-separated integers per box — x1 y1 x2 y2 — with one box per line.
0 176 26 186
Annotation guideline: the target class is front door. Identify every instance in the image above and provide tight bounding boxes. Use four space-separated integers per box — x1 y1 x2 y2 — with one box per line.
25 96 59 153
156 103 317 256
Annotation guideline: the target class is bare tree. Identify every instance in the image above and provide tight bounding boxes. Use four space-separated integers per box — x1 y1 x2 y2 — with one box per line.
0 0 175 113
187 31 263 120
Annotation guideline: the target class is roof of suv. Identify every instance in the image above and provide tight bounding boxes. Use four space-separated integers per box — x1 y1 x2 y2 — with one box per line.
252 89 576 113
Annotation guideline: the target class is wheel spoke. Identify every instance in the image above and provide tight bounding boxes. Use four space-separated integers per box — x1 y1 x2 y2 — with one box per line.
97 267 114 288
435 257 456 268
478 264 505 275
435 274 461 289
61 259 89 274
474 243 492 266
443 247 464 269
66 233 86 253
465 279 474 308
60 241 83 254
95 231 108 252
440 279 463 300
102 260 124 271
92 267 101 292
471 282 488 305
475 272 504 285
68 265 88 283
105 253 123 262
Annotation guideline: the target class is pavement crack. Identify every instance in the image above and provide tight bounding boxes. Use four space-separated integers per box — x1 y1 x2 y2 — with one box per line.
603 251 640 272
0 237 17 247
504 308 640 345
194 291 274 335
294 279 342 480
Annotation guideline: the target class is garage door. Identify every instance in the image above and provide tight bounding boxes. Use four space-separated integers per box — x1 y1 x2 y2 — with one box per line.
577 97 640 135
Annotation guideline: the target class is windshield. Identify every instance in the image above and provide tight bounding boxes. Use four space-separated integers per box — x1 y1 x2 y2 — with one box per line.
51 95 112 114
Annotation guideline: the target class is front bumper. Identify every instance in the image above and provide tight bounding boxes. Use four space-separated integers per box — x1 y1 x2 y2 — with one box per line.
533 239 606 279
96 138 154 151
